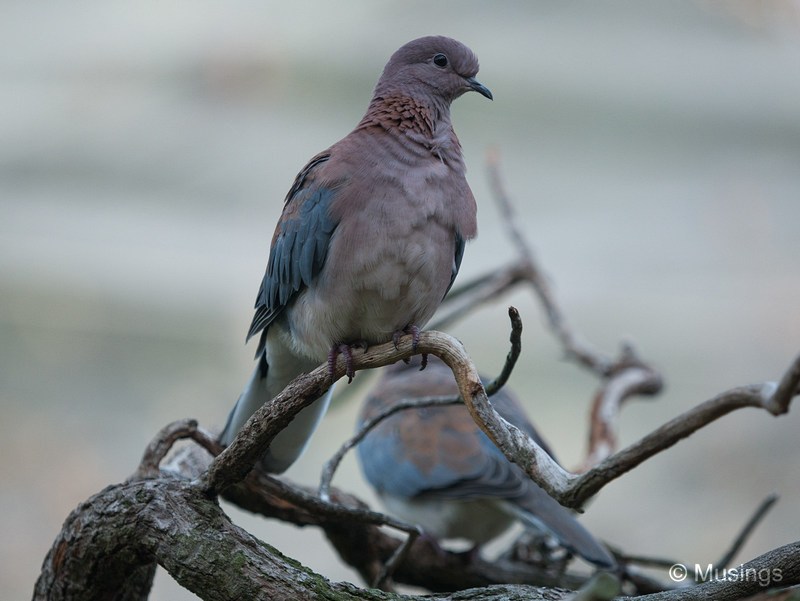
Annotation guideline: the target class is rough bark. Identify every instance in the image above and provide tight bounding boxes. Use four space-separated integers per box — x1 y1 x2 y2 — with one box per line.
33 476 800 601
33 476 574 601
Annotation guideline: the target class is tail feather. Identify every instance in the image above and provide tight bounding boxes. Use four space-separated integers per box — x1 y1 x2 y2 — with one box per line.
219 353 269 446
503 487 616 569
219 347 332 474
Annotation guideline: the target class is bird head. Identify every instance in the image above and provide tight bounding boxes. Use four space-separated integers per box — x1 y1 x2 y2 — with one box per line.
375 36 492 105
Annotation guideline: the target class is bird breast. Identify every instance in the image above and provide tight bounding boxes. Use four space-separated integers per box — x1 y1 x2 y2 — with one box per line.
284 210 455 361
277 127 475 362
379 493 516 544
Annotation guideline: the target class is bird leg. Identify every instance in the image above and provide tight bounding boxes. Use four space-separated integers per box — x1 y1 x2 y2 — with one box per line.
393 324 420 350
393 325 428 370
328 341 368 383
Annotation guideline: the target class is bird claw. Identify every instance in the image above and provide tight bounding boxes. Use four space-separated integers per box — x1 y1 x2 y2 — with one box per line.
328 343 357 383
393 326 427 369
393 325 420 352
419 353 428 371
409 325 420 352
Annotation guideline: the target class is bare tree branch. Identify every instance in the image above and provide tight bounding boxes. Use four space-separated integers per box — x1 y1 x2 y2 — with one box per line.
197 310 798 514
196 328 488 495
633 541 800 601
713 493 780 571
36 327 800 599
560 357 799 508
452 344 796 510
33 474 582 601
132 418 221 481
768 351 800 415
487 305 524 394
166 436 597 593
579 342 664 472
33 474 800 601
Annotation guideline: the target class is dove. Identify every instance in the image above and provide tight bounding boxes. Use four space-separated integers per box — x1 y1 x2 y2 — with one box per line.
357 357 616 569
220 36 491 473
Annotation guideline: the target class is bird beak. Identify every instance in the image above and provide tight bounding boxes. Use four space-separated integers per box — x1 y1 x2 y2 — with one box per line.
464 76 493 100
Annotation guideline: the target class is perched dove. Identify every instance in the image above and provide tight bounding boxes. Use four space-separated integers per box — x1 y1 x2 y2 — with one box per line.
220 36 491 472
357 357 616 569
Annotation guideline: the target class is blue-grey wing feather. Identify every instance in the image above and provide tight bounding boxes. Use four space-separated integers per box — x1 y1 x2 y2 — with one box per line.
246 156 338 355
442 231 466 300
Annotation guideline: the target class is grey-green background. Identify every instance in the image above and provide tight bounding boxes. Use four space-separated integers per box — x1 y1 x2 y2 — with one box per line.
3 2 799 599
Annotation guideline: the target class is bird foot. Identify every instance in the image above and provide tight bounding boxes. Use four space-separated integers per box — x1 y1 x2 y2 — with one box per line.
328 341 367 383
394 325 428 370
392 324 420 350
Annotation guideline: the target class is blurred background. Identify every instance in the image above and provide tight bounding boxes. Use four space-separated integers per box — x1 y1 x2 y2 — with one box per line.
2 1 799 598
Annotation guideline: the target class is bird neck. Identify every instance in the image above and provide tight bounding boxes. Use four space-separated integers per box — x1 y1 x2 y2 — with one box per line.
356 93 461 163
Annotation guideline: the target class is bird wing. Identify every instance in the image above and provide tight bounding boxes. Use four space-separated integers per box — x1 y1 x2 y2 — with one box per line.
358 400 519 499
442 231 466 300
358 361 553 501
246 153 339 355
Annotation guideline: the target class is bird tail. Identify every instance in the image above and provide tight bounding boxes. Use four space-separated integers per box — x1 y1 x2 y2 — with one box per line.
503 486 616 569
219 350 333 474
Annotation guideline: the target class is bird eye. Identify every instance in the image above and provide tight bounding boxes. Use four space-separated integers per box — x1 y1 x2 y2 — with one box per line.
433 53 448 68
